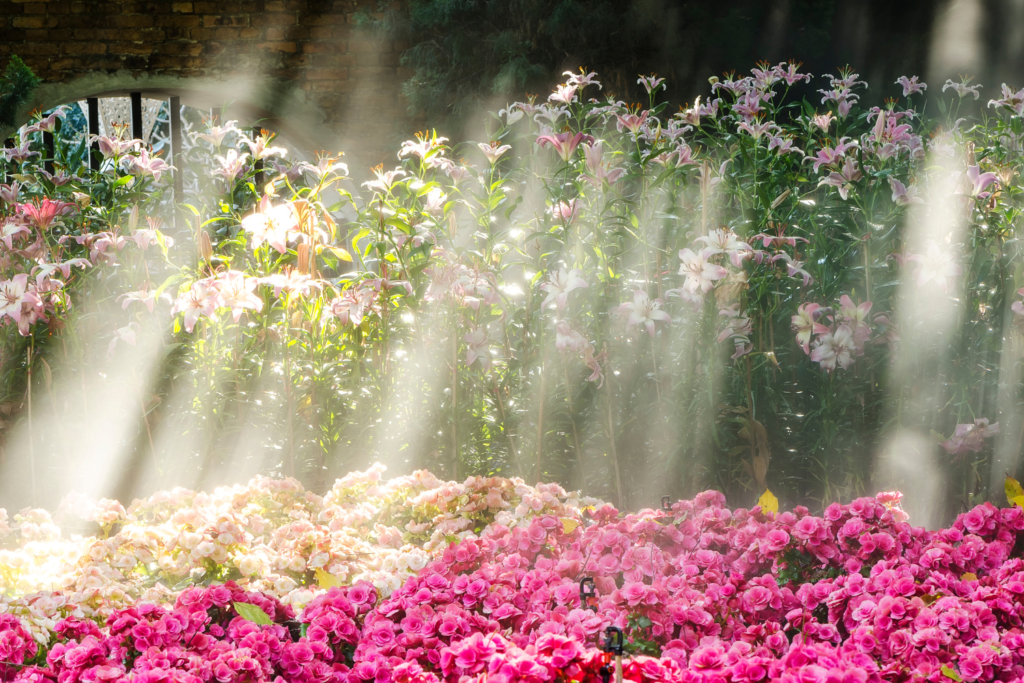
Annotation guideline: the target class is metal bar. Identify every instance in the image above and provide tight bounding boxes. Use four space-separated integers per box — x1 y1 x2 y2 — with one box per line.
3 138 14 185
87 97 100 171
252 126 264 190
169 95 183 198
130 92 143 142
43 131 54 175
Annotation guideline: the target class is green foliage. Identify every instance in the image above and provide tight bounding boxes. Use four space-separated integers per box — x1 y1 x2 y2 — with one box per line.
0 56 41 130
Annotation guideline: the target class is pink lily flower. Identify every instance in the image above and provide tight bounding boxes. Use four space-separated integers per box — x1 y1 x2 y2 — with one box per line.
810 112 834 132
637 74 666 94
895 76 927 97
942 79 981 100
92 135 140 159
817 157 863 200
540 268 587 310
614 110 650 136
942 418 999 456
363 165 407 193
477 141 512 165
771 253 814 286
988 83 1024 116
791 303 823 355
195 120 239 147
172 280 218 333
214 271 263 322
107 323 138 357
463 328 491 370
810 324 856 372
125 147 173 182
548 84 578 105
717 304 753 359
0 274 31 324
243 131 287 161
242 199 299 254
889 177 923 206
618 290 671 337
0 220 29 250
964 165 999 198
19 198 74 231
554 320 588 354
536 132 594 162
551 199 580 225
907 240 961 291
1 141 38 164
695 228 752 268
678 248 727 293
212 148 249 182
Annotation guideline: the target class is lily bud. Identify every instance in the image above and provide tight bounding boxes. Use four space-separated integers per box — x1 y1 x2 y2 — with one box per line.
71 191 91 208
128 204 139 232
296 242 310 274
199 229 213 263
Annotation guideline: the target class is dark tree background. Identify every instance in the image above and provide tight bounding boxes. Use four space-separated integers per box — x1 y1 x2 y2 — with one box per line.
364 0 953 134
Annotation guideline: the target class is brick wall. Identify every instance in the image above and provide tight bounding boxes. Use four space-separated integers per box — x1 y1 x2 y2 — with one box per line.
0 0 414 168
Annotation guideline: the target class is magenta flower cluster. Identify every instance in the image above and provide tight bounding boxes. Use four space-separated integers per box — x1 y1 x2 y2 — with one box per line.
4 491 1024 682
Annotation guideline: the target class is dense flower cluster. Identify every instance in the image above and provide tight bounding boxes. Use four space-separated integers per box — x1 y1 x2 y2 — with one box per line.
3 471 1024 681
0 466 588 636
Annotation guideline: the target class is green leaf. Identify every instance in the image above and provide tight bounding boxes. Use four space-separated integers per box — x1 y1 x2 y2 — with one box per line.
234 602 273 625
941 665 962 682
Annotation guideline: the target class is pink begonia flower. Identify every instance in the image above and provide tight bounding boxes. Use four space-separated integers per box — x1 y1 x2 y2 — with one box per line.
536 132 594 162
907 240 961 291
810 324 856 372
477 141 512 165
172 280 217 333
678 247 727 293
618 289 671 336
943 78 982 99
889 177 922 205
213 271 263 322
791 303 823 355
964 165 999 198
987 83 1024 115
695 228 753 268
242 199 299 254
539 268 587 310
896 75 927 96
942 418 999 456
463 328 491 370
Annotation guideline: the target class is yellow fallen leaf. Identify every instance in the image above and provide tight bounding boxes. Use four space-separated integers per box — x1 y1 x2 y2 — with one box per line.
561 518 580 534
315 568 340 589
1006 475 1024 506
961 572 978 582
757 488 779 516
1014 495 1024 508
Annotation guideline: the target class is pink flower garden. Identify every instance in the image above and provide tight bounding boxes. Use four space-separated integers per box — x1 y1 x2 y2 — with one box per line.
1 468 1024 682
5 55 1024 681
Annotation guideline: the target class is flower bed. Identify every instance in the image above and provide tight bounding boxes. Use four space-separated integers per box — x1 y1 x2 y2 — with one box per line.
3 470 1024 681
